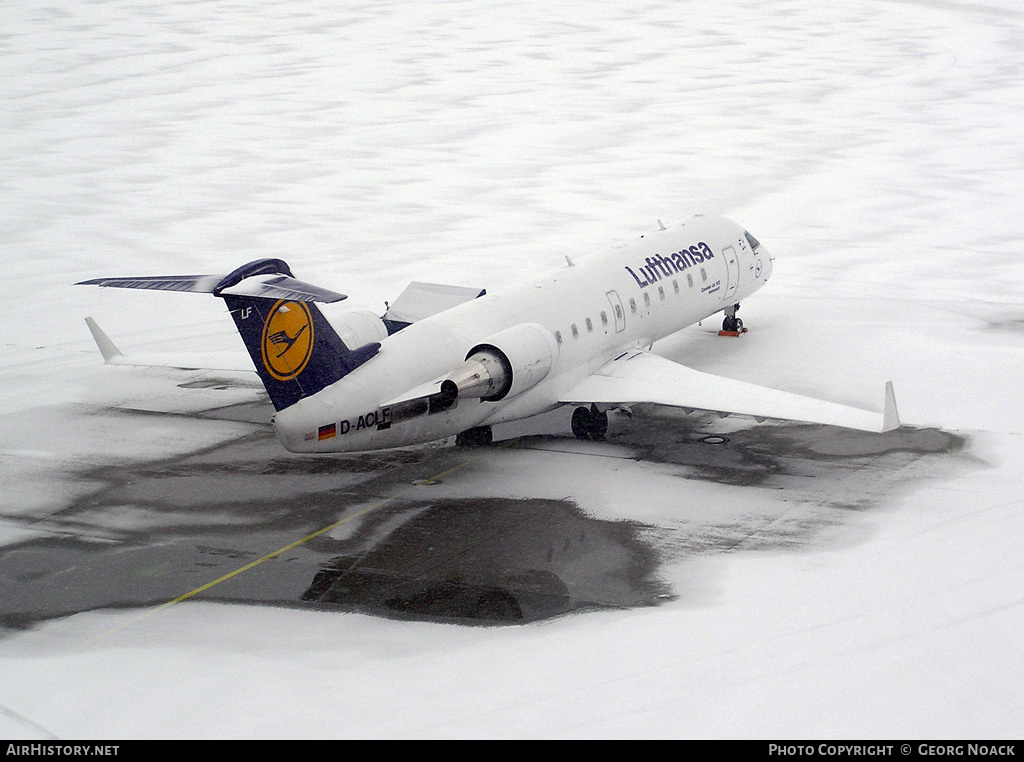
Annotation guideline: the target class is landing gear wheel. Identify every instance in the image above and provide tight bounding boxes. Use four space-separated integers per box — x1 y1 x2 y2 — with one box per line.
571 405 609 441
571 407 592 440
722 303 744 333
722 315 743 332
588 404 608 440
455 426 492 447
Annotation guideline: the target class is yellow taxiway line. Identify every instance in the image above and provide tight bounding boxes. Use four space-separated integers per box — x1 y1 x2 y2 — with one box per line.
86 455 477 643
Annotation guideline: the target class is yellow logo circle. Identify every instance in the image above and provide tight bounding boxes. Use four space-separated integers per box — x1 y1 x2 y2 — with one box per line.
261 300 314 381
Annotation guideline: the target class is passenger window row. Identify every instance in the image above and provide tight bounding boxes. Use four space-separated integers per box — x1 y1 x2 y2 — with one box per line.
554 267 706 345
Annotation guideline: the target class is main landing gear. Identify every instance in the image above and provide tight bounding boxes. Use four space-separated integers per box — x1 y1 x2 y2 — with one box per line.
571 404 608 441
720 303 747 336
455 425 493 447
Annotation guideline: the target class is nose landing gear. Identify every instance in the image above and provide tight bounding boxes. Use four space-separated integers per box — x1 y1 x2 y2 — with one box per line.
719 303 747 336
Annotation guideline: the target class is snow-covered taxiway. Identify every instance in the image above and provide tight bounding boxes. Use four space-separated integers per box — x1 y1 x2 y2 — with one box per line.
1 0 1022 739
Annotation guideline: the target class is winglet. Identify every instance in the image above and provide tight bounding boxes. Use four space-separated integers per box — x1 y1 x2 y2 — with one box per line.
84 317 123 363
882 380 901 432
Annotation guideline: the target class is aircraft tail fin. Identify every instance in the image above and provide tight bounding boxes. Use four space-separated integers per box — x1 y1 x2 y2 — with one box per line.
77 259 381 411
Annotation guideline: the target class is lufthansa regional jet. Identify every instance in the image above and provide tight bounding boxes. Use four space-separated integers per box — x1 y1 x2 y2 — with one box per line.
77 214 899 452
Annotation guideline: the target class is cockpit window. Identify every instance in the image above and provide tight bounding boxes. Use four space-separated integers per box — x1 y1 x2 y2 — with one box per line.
744 231 761 251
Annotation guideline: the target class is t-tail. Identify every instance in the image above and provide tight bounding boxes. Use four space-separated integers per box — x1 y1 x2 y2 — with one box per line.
77 258 380 411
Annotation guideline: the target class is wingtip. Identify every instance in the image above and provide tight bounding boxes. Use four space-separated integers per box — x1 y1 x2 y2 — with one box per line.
882 380 901 432
84 317 123 363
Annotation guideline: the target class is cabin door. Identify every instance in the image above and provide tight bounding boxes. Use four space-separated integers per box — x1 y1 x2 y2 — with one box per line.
606 290 626 332
722 246 739 300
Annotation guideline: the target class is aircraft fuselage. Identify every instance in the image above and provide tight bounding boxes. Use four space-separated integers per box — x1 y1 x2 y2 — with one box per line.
272 215 772 452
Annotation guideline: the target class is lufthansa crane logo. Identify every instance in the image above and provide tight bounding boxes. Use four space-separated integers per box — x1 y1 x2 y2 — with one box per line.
261 300 314 381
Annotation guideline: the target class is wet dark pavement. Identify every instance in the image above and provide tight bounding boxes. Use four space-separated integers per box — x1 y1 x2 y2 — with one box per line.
302 498 666 623
0 405 964 631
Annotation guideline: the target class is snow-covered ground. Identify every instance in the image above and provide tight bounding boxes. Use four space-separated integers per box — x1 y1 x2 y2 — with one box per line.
2 0 1022 738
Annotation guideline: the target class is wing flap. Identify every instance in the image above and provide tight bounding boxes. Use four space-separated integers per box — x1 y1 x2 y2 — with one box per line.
560 349 899 433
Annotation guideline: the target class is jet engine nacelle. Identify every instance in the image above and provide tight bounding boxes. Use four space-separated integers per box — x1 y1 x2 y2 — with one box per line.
441 322 559 404
330 310 389 350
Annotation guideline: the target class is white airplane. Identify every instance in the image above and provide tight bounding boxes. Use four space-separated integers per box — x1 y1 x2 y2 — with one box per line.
78 214 899 452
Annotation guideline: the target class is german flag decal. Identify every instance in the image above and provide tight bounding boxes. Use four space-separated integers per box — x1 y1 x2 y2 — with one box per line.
318 423 337 441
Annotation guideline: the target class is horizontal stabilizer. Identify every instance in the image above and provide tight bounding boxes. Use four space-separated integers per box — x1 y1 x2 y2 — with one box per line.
77 272 346 303
560 349 900 434
77 274 222 293
217 274 346 303
78 258 367 411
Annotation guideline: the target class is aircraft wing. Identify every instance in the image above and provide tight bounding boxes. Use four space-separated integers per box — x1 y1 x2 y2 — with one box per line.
559 349 900 433
382 282 486 332
85 317 256 374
